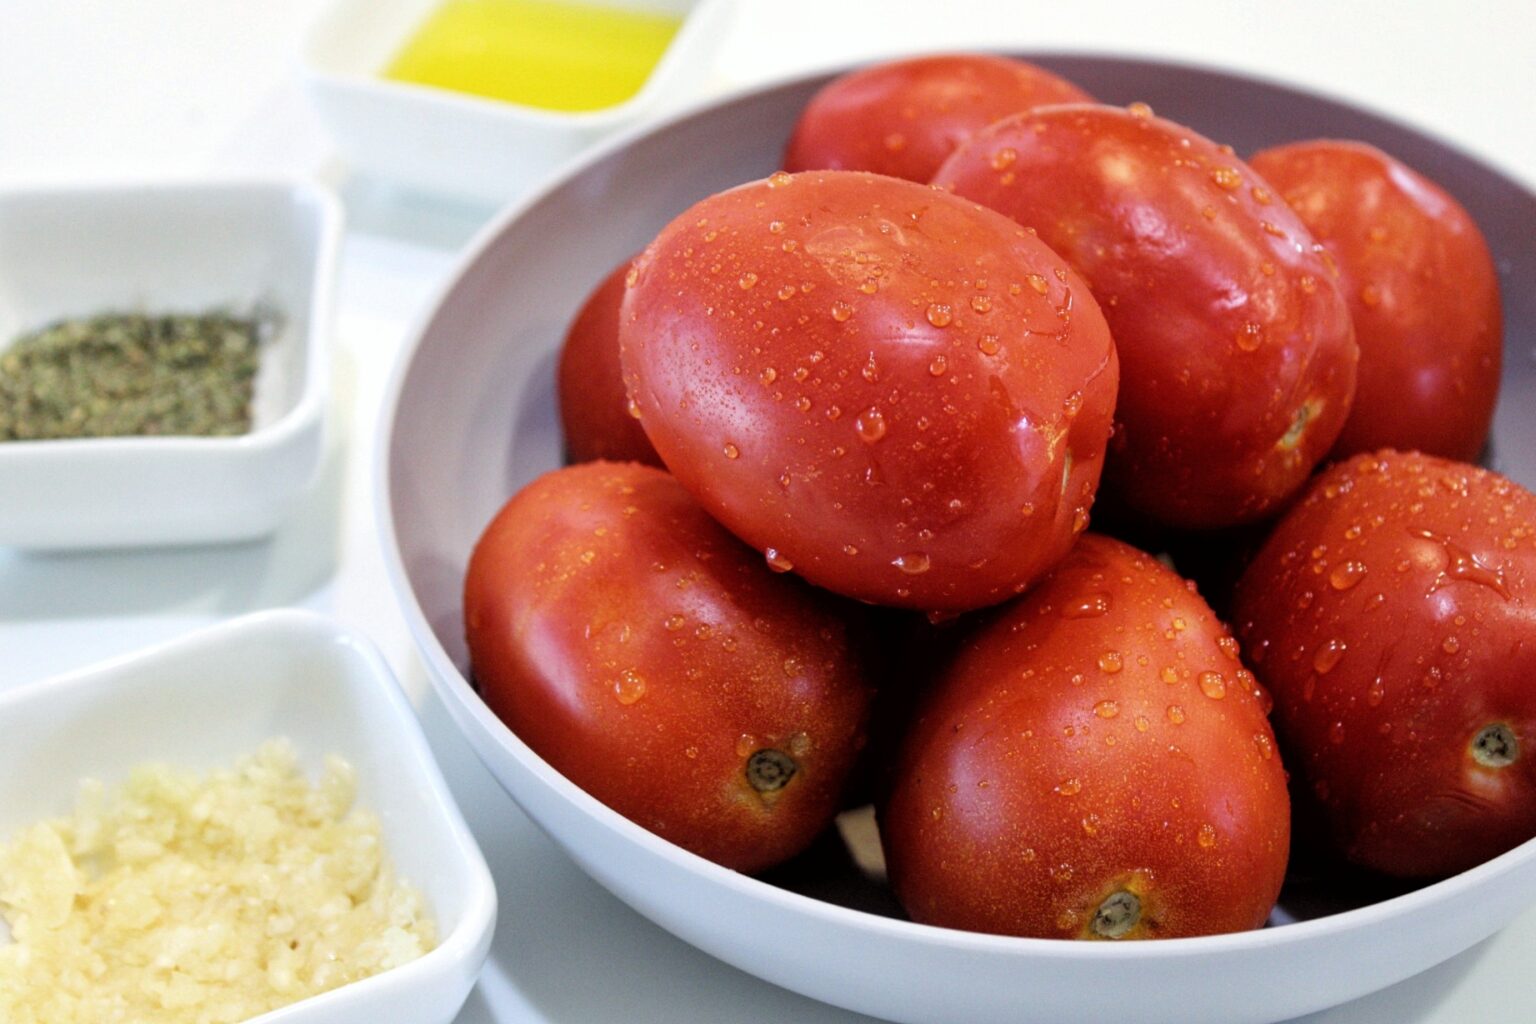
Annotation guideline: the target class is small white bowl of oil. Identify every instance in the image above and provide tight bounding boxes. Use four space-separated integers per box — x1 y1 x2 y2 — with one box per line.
302 0 733 203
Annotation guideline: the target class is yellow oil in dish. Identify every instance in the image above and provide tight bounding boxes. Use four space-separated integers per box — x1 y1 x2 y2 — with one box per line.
383 0 683 112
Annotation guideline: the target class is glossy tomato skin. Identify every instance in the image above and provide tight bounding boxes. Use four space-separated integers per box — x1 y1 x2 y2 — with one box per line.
883 534 1290 939
934 104 1358 529
557 259 663 466
1233 451 1536 877
464 462 873 873
620 171 1119 611
783 54 1093 184
1249 140 1502 463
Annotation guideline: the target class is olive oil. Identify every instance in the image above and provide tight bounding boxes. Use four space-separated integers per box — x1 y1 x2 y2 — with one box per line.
384 0 683 113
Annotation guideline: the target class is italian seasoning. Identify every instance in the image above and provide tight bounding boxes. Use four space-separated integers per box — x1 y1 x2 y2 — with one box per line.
0 311 264 441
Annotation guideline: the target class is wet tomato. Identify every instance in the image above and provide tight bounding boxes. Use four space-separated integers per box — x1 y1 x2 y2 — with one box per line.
1234 451 1536 877
882 534 1290 939
619 170 1118 611
934 104 1357 529
782 54 1093 184
464 461 873 873
1249 140 1502 463
557 258 662 466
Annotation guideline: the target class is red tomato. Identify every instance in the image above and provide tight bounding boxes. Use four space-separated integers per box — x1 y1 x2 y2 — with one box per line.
557 258 662 466
934 104 1358 529
1248 140 1502 463
619 170 1119 611
464 461 873 873
1233 451 1536 877
783 54 1093 183
882 534 1290 939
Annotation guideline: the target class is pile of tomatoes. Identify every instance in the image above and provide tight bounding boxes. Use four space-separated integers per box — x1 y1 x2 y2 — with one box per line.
464 54 1532 942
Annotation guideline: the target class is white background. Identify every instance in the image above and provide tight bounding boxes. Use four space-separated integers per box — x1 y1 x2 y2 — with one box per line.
2 1 1534 1021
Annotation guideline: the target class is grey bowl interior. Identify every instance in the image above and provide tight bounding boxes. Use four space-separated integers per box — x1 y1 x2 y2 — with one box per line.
385 55 1535 928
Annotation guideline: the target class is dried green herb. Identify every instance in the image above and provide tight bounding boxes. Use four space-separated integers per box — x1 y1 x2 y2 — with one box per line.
0 312 264 441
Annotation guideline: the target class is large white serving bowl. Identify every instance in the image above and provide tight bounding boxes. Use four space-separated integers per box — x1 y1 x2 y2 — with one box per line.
0 610 497 1024
377 57 1536 1024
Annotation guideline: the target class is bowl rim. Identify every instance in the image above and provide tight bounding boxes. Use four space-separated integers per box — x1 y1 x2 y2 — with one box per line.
374 50 1536 962
0 608 498 1019
300 0 732 129
0 175 342 460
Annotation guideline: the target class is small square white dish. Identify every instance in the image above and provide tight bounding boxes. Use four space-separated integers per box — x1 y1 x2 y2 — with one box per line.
0 177 339 550
301 0 732 203
0 609 497 1024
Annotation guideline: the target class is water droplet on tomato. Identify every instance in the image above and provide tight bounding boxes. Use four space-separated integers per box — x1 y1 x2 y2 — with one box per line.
856 407 888 443
1313 639 1347 675
1330 561 1367 590
1235 321 1263 352
1367 676 1386 706
1210 167 1242 190
1062 594 1111 619
614 669 647 705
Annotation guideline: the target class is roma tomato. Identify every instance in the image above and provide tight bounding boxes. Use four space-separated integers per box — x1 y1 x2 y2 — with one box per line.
934 104 1357 529
782 54 1093 184
464 461 873 873
882 534 1289 939
619 171 1118 611
1234 451 1536 877
557 258 662 466
1249 140 1502 463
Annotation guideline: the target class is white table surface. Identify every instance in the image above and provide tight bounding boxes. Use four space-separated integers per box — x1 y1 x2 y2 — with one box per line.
3 2 1534 1021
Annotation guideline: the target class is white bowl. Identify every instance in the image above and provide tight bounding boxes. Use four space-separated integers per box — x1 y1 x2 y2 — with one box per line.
0 178 339 550
0 609 497 1024
302 0 733 203
376 57 1536 1024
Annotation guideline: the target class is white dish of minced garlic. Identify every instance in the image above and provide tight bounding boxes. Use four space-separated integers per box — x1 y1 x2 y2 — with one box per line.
0 611 497 1024
0 740 434 1023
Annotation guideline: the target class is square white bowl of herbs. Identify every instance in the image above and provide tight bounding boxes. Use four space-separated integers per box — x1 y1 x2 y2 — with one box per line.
0 178 341 550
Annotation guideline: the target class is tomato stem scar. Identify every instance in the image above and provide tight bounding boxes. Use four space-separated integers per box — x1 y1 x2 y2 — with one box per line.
1090 890 1140 938
747 748 798 792
1471 723 1519 768
1278 399 1319 452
